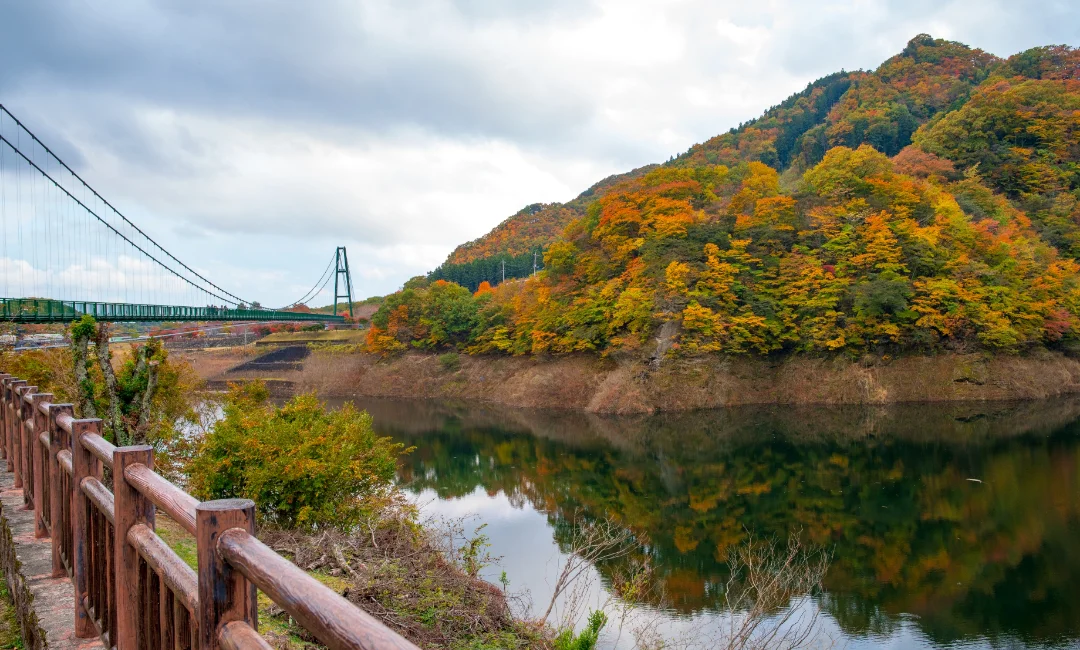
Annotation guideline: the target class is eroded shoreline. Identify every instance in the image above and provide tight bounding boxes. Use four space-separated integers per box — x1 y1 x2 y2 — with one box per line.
180 347 1080 415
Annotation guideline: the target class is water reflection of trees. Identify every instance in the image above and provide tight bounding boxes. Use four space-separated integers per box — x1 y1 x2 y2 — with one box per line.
340 396 1080 646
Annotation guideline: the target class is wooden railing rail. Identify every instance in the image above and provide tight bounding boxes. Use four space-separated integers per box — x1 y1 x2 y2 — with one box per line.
3 380 26 477
82 432 116 469
52 404 76 577
216 528 420 650
0 371 421 650
125 463 198 534
219 621 272 650
17 386 36 498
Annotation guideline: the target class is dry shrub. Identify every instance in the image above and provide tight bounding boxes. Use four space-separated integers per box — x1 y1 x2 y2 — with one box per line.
704 532 833 650
542 518 637 625
260 496 546 649
547 523 833 650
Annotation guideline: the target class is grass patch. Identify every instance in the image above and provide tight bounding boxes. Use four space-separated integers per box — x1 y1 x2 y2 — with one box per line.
438 352 461 372
261 522 548 650
157 515 332 650
0 573 23 650
155 515 197 569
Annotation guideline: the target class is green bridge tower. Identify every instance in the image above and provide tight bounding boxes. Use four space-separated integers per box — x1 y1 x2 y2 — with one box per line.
333 246 354 319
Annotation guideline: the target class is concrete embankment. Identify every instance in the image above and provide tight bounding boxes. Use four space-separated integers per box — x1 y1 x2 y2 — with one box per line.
191 347 1080 415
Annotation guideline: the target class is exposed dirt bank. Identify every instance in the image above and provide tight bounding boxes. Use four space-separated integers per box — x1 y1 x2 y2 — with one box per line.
187 347 1080 414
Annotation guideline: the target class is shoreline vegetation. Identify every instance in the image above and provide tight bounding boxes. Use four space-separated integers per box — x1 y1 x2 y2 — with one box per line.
187 37 1080 418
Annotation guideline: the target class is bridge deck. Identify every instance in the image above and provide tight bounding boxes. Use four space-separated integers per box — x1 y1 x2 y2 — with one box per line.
1 298 343 323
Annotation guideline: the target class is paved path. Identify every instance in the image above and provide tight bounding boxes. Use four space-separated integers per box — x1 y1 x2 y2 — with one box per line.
0 472 103 650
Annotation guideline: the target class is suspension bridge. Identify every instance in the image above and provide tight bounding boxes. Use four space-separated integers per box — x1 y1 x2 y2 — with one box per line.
0 104 352 324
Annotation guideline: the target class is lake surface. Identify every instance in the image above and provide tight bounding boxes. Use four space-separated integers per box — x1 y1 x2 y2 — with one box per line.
329 396 1080 650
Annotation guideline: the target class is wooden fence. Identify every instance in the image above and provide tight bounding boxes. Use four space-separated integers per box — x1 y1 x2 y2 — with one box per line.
0 373 419 650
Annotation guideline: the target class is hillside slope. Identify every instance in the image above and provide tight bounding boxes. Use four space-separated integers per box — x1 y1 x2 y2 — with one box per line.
378 36 1080 362
444 165 658 266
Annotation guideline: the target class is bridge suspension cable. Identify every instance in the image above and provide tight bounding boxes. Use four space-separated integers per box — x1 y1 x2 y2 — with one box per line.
0 132 246 306
277 250 337 309
0 104 348 323
0 104 253 306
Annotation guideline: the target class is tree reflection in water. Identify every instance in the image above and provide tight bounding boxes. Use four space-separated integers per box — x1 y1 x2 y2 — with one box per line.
328 396 1080 648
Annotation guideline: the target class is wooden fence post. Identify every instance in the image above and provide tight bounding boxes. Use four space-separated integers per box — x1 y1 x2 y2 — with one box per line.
12 384 29 489
49 404 73 578
197 499 257 650
20 386 37 502
114 445 155 650
2 377 11 464
0 375 9 462
30 393 51 538
0 378 7 466
71 418 101 638
6 380 25 475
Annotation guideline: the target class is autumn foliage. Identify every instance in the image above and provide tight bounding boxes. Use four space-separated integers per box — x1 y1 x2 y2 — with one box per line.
369 36 1080 360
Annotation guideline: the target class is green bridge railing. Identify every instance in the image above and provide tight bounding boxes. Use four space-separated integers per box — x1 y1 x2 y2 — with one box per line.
0 298 344 323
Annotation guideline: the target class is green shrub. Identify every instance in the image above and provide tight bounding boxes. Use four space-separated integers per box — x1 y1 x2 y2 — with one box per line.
438 352 461 371
188 382 408 532
553 610 607 650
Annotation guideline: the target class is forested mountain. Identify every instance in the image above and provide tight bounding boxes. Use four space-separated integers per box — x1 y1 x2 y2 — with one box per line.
444 203 576 265
375 36 1080 359
445 166 658 265
678 35 1000 173
430 166 657 290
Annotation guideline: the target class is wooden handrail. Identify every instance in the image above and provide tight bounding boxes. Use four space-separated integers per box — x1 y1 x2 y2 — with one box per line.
80 432 115 469
58 449 73 475
127 523 199 613
0 371 423 650
30 392 51 538
56 411 75 434
216 528 421 650
81 477 116 525
219 622 273 650
124 463 198 535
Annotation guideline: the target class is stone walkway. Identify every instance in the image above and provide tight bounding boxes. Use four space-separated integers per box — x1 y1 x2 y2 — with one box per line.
0 472 103 650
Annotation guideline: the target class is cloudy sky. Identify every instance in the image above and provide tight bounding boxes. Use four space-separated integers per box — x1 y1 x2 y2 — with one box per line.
1 0 1078 306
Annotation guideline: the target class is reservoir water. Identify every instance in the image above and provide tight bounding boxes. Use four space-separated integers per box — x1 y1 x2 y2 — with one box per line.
327 396 1080 650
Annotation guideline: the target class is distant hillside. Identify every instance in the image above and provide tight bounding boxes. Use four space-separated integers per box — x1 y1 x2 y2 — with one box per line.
373 36 1080 362
677 35 1003 174
431 165 657 289
444 165 657 266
